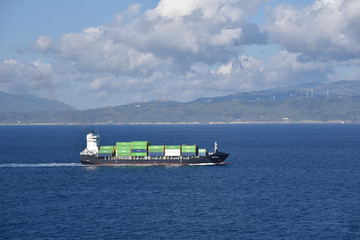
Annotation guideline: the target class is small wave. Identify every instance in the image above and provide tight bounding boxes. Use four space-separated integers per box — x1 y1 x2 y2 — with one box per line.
0 163 82 168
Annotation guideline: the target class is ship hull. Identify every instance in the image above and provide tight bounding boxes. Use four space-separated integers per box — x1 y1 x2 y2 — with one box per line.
80 151 229 166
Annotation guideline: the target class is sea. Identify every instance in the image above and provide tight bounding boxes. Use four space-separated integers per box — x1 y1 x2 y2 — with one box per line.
1 124 360 239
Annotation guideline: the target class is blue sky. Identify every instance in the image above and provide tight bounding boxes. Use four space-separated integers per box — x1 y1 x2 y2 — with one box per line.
1 0 359 109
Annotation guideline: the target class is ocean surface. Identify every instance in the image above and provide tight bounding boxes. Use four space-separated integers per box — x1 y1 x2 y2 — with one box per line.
1 124 360 239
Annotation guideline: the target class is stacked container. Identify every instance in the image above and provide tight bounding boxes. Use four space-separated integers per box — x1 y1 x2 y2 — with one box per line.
131 141 149 157
116 142 131 157
181 145 197 156
198 149 207 156
165 145 181 156
148 145 165 157
98 146 114 157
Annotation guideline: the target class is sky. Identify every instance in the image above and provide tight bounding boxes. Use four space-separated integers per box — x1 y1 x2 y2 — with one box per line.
1 0 360 109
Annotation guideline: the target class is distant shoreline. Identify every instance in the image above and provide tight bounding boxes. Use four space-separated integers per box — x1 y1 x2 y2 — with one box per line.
0 120 357 126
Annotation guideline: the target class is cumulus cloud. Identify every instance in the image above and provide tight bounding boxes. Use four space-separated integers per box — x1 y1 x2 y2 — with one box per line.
0 59 54 94
29 36 57 53
265 50 333 86
32 0 267 72
265 0 360 62
2 0 359 109
16 0 268 105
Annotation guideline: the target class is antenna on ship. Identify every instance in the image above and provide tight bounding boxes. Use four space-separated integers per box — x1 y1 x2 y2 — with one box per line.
214 141 218 152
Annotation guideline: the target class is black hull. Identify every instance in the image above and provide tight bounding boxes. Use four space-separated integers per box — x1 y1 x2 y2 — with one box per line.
80 151 229 166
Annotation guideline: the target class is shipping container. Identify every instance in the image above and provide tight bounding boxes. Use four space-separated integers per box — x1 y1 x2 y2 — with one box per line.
131 141 149 146
98 153 113 157
164 152 181 157
182 152 196 156
131 149 147 153
164 149 181 152
164 149 181 156
131 145 148 150
148 145 164 150
148 150 164 153
148 145 165 153
98 149 114 153
116 142 131 146
148 152 164 157
131 152 147 157
181 145 197 149
100 146 114 150
182 149 197 153
198 149 207 156
165 145 181 149
116 152 131 156
117 149 131 153
116 146 131 150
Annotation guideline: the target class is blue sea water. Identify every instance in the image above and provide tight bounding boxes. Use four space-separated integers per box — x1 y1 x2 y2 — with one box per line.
1 124 360 239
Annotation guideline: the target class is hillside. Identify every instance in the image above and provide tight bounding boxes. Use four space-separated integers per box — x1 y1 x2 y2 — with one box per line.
194 80 360 102
1 80 359 124
1 96 359 124
0 91 76 112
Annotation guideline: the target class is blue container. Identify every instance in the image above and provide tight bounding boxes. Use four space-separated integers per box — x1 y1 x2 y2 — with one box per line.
199 152 206 156
182 152 196 156
149 152 164 157
98 153 113 157
131 149 147 153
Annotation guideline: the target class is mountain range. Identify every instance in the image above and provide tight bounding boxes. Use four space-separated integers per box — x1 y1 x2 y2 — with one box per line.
0 91 76 112
1 80 360 124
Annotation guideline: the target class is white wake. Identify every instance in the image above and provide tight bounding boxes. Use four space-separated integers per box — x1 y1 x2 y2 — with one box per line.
0 163 82 168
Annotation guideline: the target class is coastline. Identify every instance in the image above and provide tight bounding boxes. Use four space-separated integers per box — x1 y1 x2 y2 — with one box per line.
0 120 356 126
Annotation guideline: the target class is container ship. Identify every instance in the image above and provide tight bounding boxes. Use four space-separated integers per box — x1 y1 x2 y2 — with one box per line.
80 130 229 166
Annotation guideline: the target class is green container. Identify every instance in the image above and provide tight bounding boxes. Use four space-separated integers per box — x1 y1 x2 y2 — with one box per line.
149 150 164 153
98 149 113 154
132 145 148 150
148 145 164 153
182 145 197 149
117 152 131 156
198 149 207 153
131 141 149 146
149 145 164 150
131 152 147 157
100 146 114 150
182 149 197 153
116 142 131 146
116 146 131 150
165 145 181 150
117 149 131 153
182 148 196 151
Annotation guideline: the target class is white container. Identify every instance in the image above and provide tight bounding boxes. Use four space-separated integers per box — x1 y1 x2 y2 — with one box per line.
165 149 181 156
165 152 181 156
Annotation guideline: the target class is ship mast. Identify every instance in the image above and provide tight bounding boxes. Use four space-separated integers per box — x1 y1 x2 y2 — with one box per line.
214 141 218 152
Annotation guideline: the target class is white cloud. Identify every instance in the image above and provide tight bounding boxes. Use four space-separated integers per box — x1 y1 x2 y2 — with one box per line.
20 0 268 104
127 3 142 16
29 36 57 52
217 62 233 75
155 0 202 19
0 59 55 94
209 28 243 47
36 0 267 76
89 77 110 91
265 50 332 86
265 0 360 61
3 0 359 109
